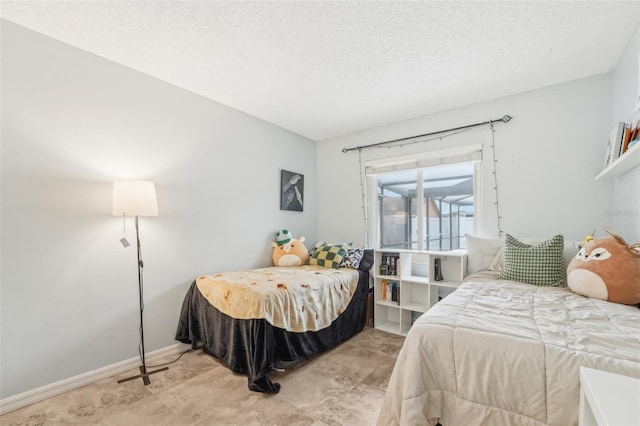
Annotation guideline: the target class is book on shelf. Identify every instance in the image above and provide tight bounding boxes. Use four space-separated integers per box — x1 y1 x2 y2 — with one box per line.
434 258 443 281
621 124 632 156
605 121 626 167
624 120 640 154
382 279 399 304
603 133 614 169
391 281 398 302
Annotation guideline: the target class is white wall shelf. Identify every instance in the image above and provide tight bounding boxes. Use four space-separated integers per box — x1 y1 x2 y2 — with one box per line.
595 142 640 180
373 249 467 336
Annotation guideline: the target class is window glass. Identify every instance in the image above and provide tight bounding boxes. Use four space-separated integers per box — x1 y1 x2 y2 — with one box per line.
377 170 417 249
374 162 475 251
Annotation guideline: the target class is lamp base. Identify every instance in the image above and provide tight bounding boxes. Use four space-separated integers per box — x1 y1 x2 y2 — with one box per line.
117 365 169 386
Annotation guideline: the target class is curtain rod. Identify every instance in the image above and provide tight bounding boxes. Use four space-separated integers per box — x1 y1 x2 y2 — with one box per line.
341 114 512 153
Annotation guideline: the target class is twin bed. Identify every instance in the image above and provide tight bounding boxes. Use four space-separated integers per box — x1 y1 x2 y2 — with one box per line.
377 234 640 426
377 271 640 425
175 249 373 393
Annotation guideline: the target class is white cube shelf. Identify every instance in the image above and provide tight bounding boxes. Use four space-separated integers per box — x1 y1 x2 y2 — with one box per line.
373 249 467 336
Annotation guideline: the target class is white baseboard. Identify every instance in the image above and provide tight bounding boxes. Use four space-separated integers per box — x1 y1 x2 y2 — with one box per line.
0 342 191 415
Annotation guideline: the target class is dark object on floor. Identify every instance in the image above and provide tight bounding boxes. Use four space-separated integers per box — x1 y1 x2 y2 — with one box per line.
366 287 374 327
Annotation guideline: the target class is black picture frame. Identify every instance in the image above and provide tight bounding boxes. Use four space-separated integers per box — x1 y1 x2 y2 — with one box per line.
280 170 304 212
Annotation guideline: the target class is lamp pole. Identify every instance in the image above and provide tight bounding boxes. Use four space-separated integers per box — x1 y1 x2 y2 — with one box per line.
117 216 168 385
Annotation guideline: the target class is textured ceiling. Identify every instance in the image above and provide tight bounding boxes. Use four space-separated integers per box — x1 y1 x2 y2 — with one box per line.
2 1 639 141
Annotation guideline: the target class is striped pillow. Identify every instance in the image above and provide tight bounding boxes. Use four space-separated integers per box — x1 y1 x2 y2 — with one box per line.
497 234 566 287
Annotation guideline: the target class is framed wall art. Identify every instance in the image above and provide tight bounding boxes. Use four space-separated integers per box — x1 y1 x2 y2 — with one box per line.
280 169 304 212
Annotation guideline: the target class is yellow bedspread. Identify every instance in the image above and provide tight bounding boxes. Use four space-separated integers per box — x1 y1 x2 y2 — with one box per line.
196 265 360 332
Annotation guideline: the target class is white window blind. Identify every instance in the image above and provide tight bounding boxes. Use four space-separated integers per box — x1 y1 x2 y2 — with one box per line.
365 144 482 176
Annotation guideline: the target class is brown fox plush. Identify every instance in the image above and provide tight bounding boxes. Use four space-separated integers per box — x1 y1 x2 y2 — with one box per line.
567 228 640 305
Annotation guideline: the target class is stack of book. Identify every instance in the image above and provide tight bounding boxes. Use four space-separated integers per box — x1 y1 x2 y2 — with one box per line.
381 279 400 305
604 121 638 168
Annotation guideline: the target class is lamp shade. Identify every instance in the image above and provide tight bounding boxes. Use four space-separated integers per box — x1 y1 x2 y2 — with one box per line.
112 180 159 216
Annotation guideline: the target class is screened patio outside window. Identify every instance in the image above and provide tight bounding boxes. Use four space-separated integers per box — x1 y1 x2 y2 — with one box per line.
375 162 475 251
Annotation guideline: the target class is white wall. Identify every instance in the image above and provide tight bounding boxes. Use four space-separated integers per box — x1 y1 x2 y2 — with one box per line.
317 75 614 245
611 23 640 242
0 21 317 399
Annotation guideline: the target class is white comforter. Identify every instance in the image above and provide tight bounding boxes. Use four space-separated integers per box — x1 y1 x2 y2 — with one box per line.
377 274 640 426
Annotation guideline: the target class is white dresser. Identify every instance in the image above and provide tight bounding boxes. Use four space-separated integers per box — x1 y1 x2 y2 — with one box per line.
579 367 640 426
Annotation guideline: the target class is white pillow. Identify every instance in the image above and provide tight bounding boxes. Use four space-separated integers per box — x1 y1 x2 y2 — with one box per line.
488 249 504 271
561 240 581 269
465 235 503 274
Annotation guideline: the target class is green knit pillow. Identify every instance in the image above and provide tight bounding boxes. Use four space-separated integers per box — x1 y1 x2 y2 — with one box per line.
497 234 566 287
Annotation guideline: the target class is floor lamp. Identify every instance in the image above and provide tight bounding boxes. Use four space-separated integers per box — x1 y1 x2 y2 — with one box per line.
112 180 168 385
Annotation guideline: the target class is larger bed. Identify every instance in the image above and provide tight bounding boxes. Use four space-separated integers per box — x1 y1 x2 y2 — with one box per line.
377 271 640 426
175 249 373 393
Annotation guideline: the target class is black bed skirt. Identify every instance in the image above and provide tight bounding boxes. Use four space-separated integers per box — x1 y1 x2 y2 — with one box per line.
175 264 371 393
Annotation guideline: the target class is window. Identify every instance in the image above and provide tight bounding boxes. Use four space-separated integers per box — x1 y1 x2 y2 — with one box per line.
366 146 481 251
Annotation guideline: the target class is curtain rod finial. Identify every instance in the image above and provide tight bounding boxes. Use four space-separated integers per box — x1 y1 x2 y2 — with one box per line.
341 148 348 153
502 115 512 123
